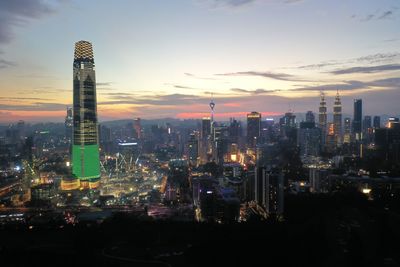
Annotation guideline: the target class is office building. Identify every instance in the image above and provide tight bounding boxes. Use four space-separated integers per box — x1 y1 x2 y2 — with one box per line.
247 112 261 147
343 117 351 144
333 91 342 145
71 40 100 188
373 116 381 129
353 99 362 140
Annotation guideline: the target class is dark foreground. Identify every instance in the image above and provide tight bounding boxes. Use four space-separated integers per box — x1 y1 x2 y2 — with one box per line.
1 192 400 267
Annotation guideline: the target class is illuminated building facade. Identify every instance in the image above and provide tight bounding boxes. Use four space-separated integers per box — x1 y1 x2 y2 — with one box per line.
72 41 100 186
343 117 351 144
247 112 261 147
333 91 342 146
187 131 199 166
318 92 327 145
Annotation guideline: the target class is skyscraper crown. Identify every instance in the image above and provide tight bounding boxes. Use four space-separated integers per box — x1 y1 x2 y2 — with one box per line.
74 40 94 61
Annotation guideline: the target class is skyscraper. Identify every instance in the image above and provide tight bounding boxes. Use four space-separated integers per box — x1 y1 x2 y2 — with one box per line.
247 111 261 147
353 99 362 140
187 131 199 166
343 117 351 144
305 111 315 123
134 117 142 139
333 90 342 145
373 116 381 129
318 92 327 145
201 117 211 139
72 41 100 187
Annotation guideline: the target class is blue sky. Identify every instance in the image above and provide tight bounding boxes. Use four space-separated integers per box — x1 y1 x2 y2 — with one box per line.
0 0 399 122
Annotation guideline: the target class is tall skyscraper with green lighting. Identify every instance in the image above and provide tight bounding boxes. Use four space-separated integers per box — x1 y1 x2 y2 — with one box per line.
72 40 100 183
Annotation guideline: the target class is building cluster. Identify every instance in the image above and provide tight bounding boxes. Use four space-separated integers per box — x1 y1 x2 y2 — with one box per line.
1 40 399 225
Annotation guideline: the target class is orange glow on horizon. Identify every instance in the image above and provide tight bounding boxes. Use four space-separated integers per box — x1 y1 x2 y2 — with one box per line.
177 111 282 119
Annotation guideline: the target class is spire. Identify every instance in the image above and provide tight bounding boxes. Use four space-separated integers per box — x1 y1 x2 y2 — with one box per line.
209 93 215 123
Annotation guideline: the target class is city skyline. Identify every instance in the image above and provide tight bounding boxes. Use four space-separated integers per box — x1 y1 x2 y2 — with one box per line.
0 0 399 122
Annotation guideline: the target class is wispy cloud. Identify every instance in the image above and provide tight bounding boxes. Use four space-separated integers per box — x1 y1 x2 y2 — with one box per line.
96 82 113 86
0 59 16 69
292 77 400 92
198 0 303 8
294 52 400 71
378 10 393 20
231 88 279 94
0 96 53 101
200 0 256 8
353 8 397 22
0 0 55 44
330 64 400 75
0 102 67 111
184 72 218 80
216 71 305 81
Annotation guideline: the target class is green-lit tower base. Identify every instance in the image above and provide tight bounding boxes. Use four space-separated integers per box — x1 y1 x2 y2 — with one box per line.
72 144 100 182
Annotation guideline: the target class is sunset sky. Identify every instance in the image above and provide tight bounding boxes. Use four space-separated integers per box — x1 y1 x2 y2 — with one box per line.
0 0 399 122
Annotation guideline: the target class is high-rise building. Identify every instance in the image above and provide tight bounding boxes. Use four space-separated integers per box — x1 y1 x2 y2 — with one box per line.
213 124 229 165
247 112 261 147
343 117 351 144
305 111 315 123
17 120 25 141
133 118 142 139
353 99 362 140
200 117 212 163
326 122 336 152
71 40 100 187
373 116 381 128
388 117 400 129
318 92 327 145
333 91 342 145
65 107 73 141
318 92 327 131
228 118 241 144
201 117 211 139
187 132 199 166
363 116 371 132
279 112 297 143
298 120 321 157
254 167 284 217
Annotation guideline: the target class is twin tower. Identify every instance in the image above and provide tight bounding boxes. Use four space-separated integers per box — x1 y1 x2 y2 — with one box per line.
63 41 100 190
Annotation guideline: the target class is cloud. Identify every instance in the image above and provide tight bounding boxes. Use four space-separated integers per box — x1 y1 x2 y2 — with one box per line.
297 61 339 70
0 59 16 69
0 102 67 111
294 52 400 71
0 0 55 44
330 64 400 75
202 0 256 8
216 71 304 81
230 88 279 94
354 53 400 64
362 14 375 22
199 0 303 8
292 77 400 92
292 81 366 92
0 96 53 101
174 85 198 90
355 8 397 22
378 10 393 20
99 93 203 106
96 82 113 86
184 72 218 80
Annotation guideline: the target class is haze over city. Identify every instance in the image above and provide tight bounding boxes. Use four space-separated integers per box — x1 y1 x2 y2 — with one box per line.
0 0 399 122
